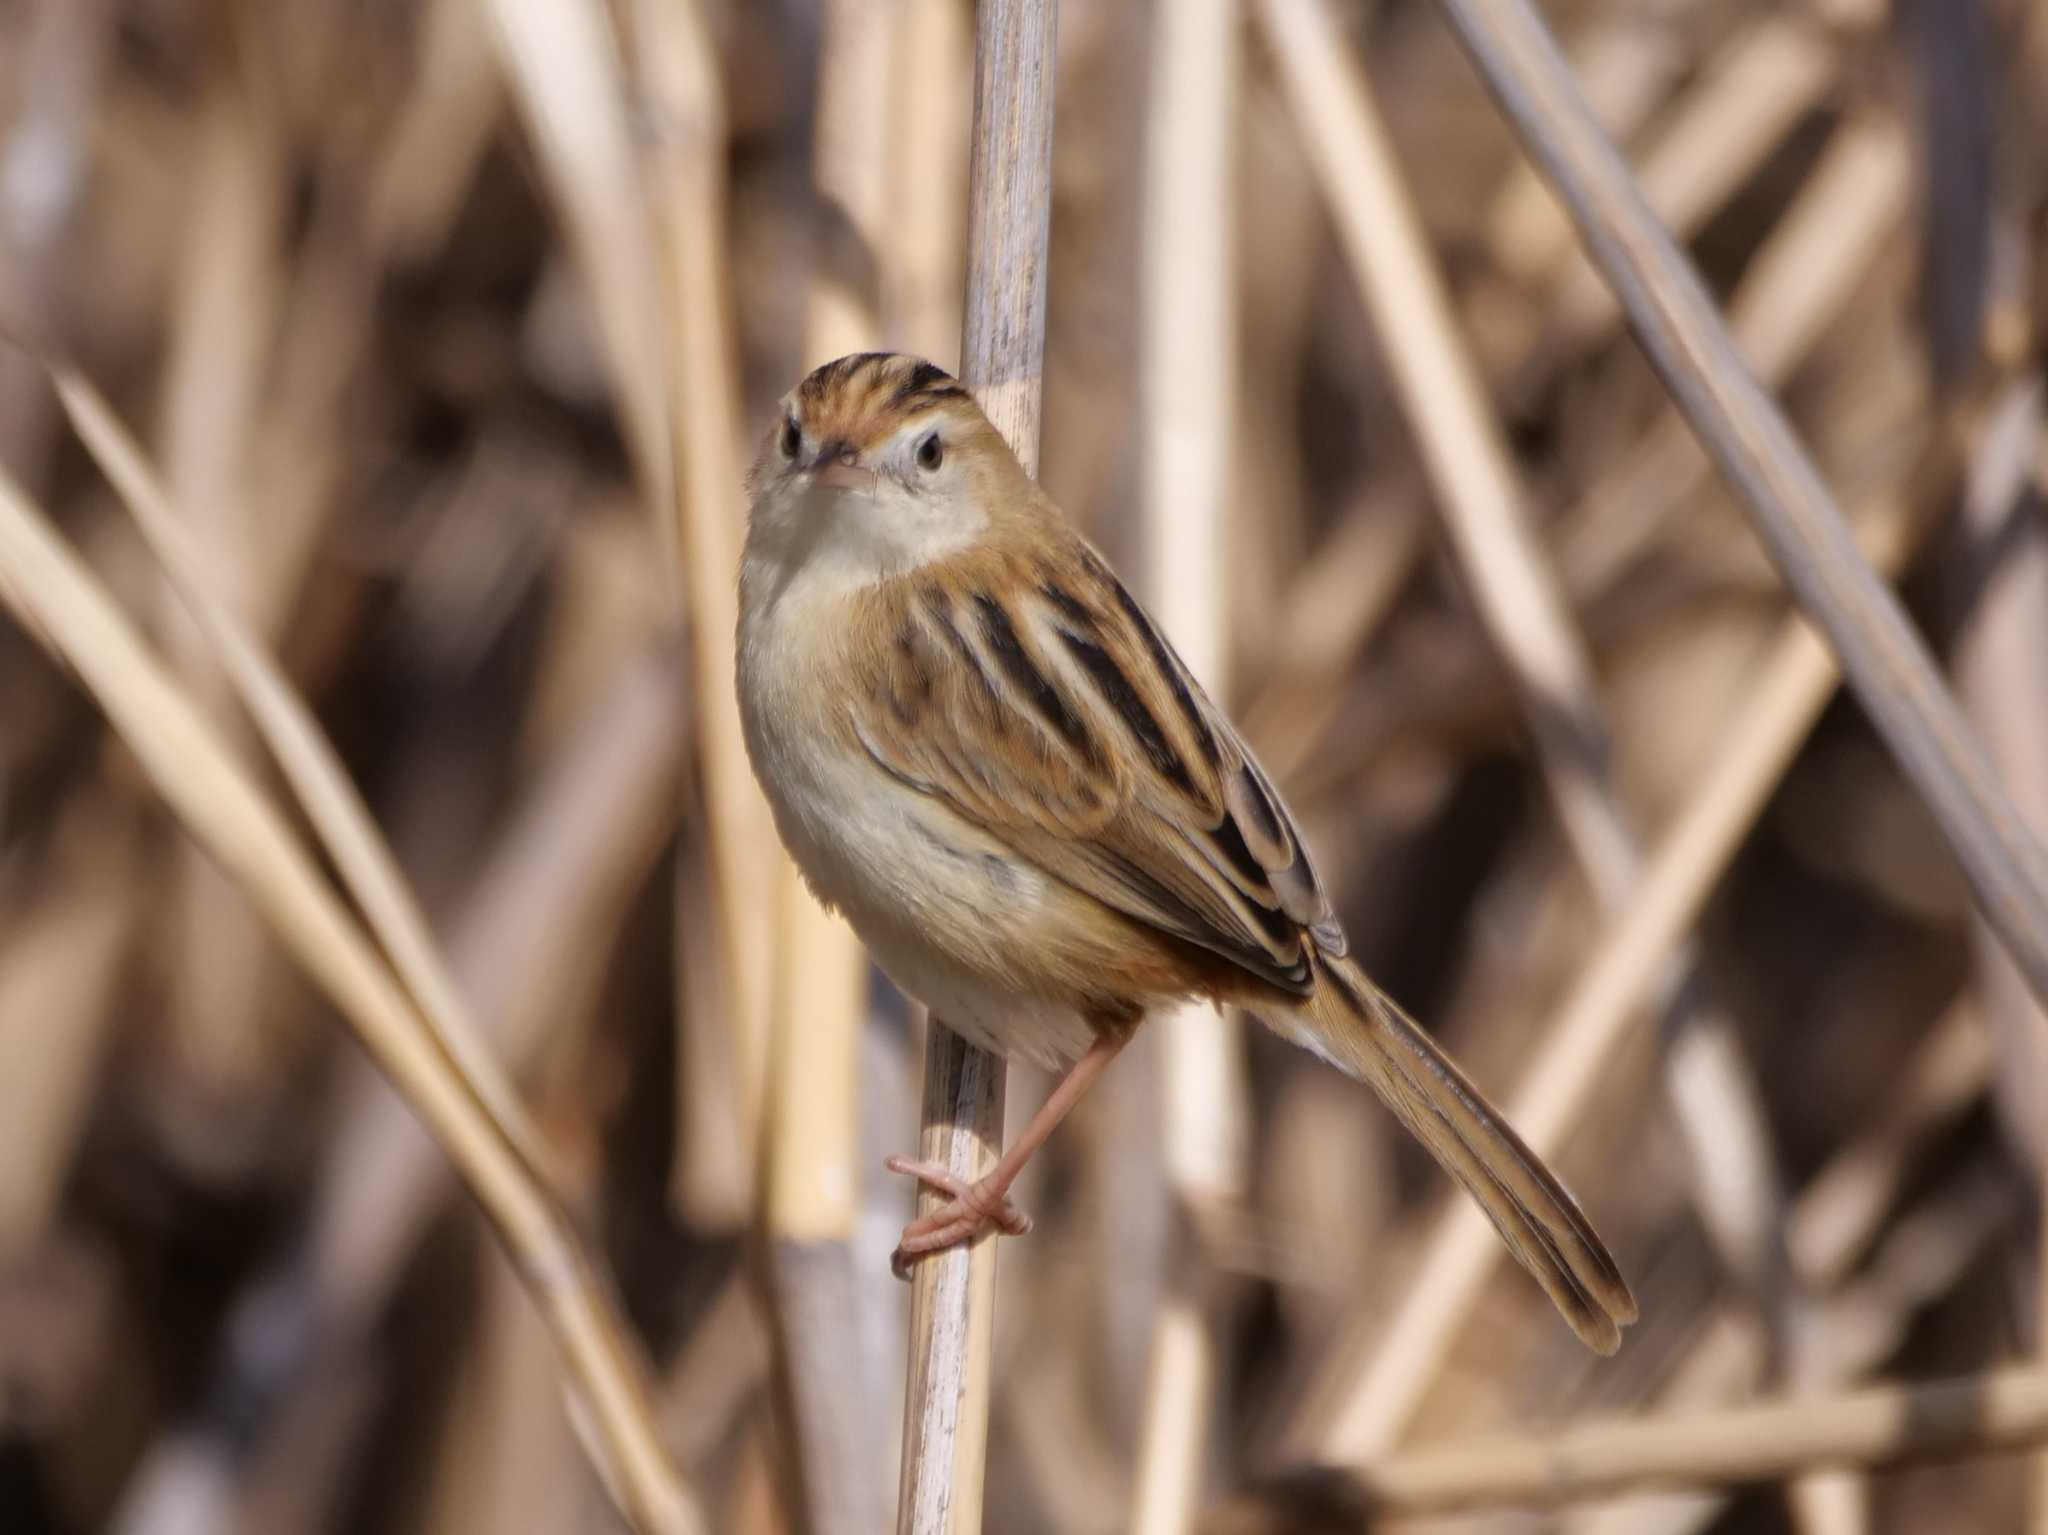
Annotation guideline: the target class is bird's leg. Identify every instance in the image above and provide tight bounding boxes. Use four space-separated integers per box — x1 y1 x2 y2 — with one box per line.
888 1029 1129 1276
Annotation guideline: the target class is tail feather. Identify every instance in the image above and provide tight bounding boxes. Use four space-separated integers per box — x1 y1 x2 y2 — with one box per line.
1282 952 1637 1354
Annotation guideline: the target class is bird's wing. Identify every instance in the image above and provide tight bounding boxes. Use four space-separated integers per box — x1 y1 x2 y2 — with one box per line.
847 539 1344 995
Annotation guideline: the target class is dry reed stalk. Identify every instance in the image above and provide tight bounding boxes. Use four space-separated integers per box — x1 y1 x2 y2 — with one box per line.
1826 1155 2020 1363
240 0 541 655
525 503 672 758
756 3 897 1526
1564 1326 1769 1535
1565 1002 1995 1535
1829 1155 2020 1363
953 1 1058 464
1542 15 1838 353
1560 115 1910 599
1689 116 1908 395
1228 0 1843 785
11 4 2038 1526
49 361 550 1171
1257 0 1619 883
1237 482 1429 781
308 649 683 1346
1785 999 1990 1287
419 1256 590 1535
69 615 687 1534
1300 485 1931 1462
0 0 107 488
1770 1005 1992 1297
1431 0 2048 1011
761 834 881 1516
156 60 288 1107
1788 1453 1868 1534
1351 1367 2048 1513
1483 17 1684 285
1133 1303 1215 1535
660 1270 775 1471
1572 1264 1998 1535
887 0 973 362
0 831 137 1253
632 0 779 1225
1260 0 1787 1341
1769 231 1990 1535
491 0 760 1258
0 470 701 1533
808 0 898 356
1128 2 1242 1530
154 71 278 575
478 0 666 504
234 163 402 648
363 0 502 262
1897 0 2000 394
227 25 502 657
898 1026 1006 1535
1812 0 1888 30
898 4 1058 1529
1951 373 2048 1533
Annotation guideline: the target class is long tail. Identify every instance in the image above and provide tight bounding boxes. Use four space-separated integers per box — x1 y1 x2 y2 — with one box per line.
1277 951 1637 1354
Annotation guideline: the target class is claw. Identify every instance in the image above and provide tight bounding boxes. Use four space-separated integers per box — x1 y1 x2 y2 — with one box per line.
885 1154 1033 1277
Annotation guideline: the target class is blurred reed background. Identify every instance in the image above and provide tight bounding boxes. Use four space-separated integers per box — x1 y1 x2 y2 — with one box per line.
0 0 2045 1531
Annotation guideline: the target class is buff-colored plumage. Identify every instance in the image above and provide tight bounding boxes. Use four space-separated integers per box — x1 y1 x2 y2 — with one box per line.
737 352 1636 1352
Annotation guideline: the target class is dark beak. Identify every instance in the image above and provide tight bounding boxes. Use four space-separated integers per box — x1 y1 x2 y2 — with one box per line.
811 437 869 490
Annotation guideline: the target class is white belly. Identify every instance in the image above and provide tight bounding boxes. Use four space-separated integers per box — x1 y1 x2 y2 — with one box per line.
737 584 1097 1068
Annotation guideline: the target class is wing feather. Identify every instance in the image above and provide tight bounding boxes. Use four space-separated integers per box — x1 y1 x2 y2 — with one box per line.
849 541 1343 995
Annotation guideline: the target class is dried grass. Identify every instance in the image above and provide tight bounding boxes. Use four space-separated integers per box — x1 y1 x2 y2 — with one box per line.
2 2 2045 1531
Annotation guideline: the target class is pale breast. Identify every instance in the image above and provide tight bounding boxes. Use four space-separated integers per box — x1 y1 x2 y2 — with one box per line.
736 561 1100 1068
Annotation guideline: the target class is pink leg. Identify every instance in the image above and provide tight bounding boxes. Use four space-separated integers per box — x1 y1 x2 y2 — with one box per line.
888 1030 1129 1277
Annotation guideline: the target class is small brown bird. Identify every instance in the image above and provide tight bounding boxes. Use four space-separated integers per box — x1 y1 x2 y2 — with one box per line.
737 352 1636 1352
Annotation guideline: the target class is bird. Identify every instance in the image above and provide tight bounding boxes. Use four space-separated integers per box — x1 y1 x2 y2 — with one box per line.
735 350 1637 1353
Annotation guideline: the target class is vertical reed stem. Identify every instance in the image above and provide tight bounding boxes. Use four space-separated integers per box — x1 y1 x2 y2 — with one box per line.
1129 0 1241 1527
1430 0 2048 1008
896 3 1057 1529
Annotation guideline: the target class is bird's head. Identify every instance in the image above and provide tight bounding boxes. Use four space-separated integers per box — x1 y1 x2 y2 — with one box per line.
745 352 1029 585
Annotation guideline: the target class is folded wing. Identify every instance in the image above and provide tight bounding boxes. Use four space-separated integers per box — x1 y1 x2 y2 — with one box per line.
849 539 1344 995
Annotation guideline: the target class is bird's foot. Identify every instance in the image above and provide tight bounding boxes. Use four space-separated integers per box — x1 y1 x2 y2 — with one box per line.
884 1155 1032 1278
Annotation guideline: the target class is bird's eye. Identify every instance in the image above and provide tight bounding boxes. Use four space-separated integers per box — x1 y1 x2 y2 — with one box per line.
779 417 801 460
915 432 944 472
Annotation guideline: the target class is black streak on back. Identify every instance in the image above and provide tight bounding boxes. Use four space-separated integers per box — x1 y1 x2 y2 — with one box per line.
1057 628 1195 795
975 594 1101 765
1085 554 1223 769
